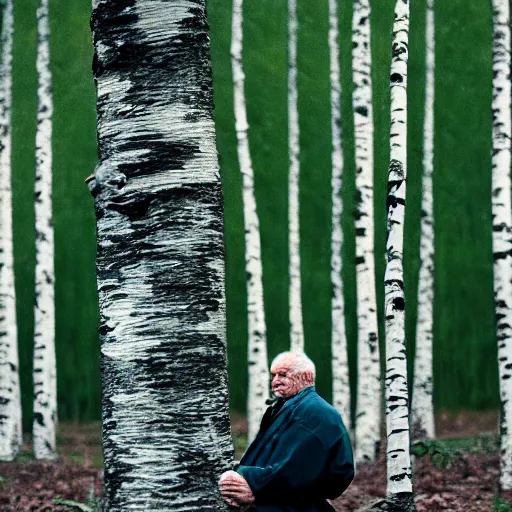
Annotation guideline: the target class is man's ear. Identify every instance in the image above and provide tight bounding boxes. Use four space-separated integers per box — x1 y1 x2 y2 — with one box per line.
302 371 314 385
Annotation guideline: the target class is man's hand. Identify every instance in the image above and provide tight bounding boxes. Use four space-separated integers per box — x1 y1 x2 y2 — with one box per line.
219 470 255 508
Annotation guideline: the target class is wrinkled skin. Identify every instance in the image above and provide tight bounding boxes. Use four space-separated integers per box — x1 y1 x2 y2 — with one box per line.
270 354 314 398
219 353 315 508
219 470 255 507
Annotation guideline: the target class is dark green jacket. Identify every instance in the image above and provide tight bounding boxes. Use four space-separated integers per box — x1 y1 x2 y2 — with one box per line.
237 387 354 512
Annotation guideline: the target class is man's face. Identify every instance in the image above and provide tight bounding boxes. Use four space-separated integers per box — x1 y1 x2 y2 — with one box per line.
270 359 303 398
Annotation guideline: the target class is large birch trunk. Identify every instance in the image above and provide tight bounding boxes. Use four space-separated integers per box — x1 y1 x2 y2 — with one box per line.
412 0 435 442
0 0 22 461
33 0 57 461
352 0 381 463
384 0 414 508
288 0 304 352
90 1 234 508
231 0 269 444
329 0 350 430
491 0 512 492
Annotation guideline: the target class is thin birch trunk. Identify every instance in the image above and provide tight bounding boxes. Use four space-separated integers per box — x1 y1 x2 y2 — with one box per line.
231 0 269 444
384 0 414 508
491 0 512 492
0 0 22 461
90 1 234 508
33 0 57 461
412 0 435 442
352 0 381 463
288 0 304 352
329 0 350 430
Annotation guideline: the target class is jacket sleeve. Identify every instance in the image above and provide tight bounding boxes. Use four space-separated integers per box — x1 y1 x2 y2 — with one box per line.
237 421 354 502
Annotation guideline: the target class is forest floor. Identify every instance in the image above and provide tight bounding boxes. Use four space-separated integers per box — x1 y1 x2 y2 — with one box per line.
0 410 510 511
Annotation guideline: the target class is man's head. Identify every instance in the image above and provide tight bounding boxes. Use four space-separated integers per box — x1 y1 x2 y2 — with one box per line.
270 351 316 398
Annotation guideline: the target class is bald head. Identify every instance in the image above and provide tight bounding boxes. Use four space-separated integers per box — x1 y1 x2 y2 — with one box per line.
270 352 316 398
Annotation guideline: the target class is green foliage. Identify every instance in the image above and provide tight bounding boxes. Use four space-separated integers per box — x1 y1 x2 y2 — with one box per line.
53 498 100 512
13 0 99 428
495 498 512 512
412 434 499 469
412 440 454 469
209 0 498 416
53 480 102 512
11 0 499 423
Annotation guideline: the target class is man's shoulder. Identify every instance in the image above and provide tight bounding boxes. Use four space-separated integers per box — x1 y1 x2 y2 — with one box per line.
292 388 349 443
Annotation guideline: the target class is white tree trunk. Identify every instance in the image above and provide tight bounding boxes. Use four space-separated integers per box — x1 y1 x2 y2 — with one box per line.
329 0 350 430
352 0 381 463
231 0 269 444
491 0 512 492
33 0 57 461
91 1 234 508
412 0 435 442
384 0 414 507
0 0 22 461
288 0 304 352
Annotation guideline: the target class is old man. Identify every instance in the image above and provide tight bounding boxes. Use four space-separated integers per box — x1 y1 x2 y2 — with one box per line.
219 351 354 511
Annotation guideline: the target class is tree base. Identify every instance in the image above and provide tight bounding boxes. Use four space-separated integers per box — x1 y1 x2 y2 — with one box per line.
358 493 416 512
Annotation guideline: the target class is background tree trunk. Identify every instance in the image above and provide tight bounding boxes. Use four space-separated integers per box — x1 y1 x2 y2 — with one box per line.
90 1 234 508
384 0 414 508
231 0 270 443
352 0 381 463
288 0 304 352
33 0 57 461
329 0 351 431
412 0 435 442
0 0 22 461
491 0 512 492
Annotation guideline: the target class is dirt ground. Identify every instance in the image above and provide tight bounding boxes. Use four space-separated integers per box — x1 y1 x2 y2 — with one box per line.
0 410 509 511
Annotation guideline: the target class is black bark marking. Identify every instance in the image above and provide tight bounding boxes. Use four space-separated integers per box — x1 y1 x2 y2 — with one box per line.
355 106 368 117
33 412 45 427
390 72 403 83
393 297 405 311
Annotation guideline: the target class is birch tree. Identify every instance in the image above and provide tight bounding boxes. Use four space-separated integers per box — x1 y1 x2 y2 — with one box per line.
412 0 435 442
288 0 304 352
231 0 269 443
33 0 57 461
491 0 512 492
0 0 22 461
352 0 381 463
90 1 234 508
383 0 414 508
329 0 351 430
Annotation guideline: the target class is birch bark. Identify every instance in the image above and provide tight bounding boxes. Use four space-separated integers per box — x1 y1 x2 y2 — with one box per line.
90 1 234 508
352 0 381 463
491 0 512 492
231 0 269 444
412 0 435 442
33 0 57 461
0 0 22 461
329 0 350 430
288 0 304 352
384 0 414 507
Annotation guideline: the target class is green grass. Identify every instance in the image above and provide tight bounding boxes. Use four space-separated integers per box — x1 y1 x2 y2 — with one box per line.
10 0 500 423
